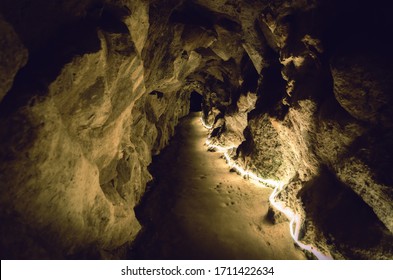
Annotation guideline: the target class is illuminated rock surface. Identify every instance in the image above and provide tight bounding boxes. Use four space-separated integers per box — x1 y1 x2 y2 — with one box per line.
0 0 393 259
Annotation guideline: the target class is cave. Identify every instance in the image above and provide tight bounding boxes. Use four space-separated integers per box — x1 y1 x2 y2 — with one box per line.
1 0 393 260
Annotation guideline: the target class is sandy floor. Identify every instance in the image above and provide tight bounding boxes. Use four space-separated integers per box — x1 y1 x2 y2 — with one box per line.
131 112 306 259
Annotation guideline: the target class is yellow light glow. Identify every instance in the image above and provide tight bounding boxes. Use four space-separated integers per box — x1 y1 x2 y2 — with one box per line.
200 117 213 129
269 185 332 260
200 115 332 260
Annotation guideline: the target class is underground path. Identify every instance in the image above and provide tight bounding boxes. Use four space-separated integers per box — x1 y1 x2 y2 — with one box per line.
130 112 306 260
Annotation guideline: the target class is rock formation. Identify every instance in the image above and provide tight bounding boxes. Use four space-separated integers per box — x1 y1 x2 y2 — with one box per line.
1 0 392 259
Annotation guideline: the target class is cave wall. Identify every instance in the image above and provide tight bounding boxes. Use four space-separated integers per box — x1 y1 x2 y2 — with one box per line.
0 0 204 259
1 0 393 259
197 0 393 259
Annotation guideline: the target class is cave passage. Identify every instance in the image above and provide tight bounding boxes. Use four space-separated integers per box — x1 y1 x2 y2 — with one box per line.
130 112 306 260
189 91 203 112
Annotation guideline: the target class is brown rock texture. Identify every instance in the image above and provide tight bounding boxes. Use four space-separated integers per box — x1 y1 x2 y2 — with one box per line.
0 0 200 258
1 0 393 259
197 0 393 259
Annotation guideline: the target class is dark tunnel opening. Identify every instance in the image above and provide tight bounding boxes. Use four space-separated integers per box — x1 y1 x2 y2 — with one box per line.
189 91 203 112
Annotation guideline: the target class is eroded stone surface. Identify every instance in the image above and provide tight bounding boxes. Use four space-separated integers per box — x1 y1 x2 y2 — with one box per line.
1 0 393 259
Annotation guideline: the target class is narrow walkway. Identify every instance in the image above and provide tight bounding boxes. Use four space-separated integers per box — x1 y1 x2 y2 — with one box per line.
131 112 306 259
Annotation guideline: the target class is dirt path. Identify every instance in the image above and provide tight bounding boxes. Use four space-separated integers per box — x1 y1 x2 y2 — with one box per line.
130 112 306 259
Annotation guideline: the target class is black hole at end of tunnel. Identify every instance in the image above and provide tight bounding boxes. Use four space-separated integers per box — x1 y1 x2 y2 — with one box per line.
190 91 203 112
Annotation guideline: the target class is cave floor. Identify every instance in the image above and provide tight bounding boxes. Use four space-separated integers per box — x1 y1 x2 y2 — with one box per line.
130 112 306 259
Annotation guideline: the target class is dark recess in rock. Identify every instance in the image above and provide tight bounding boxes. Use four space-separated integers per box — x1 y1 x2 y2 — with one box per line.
169 1 215 30
0 20 101 118
299 167 393 259
251 59 287 120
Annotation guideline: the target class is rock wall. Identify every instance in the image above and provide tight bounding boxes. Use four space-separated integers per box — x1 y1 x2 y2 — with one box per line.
0 0 203 259
198 0 393 259
1 0 392 259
